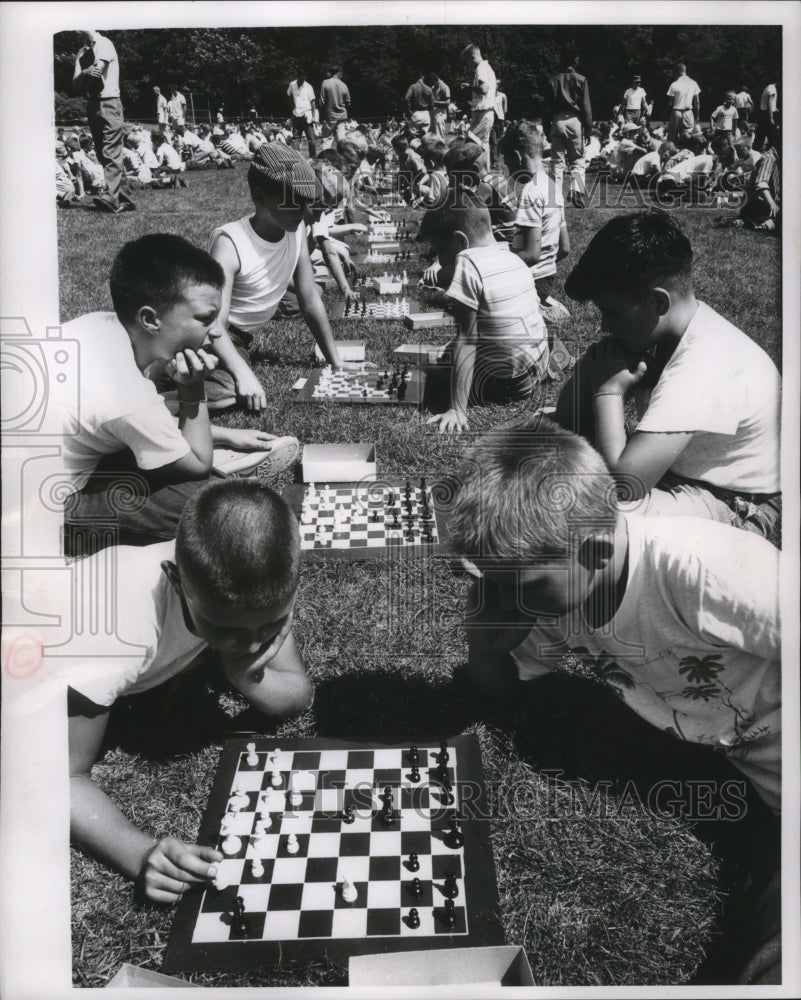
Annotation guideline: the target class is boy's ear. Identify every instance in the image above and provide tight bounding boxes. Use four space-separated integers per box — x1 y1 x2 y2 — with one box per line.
453 230 470 252
649 287 672 317
577 534 615 572
137 305 161 334
161 560 182 590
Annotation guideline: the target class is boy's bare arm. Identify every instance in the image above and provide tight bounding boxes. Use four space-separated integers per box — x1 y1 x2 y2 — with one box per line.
69 692 221 903
317 235 353 296
222 631 313 718
464 580 532 700
514 226 543 267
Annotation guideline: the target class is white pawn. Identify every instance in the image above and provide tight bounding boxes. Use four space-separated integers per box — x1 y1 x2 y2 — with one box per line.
221 832 242 856
246 741 258 767
340 873 358 903
286 833 300 854
208 864 226 891
271 769 282 788
220 812 235 835
251 857 265 878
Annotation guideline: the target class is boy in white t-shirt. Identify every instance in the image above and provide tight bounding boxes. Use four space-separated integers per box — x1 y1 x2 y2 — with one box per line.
68 480 312 903
418 189 548 433
205 143 364 413
621 75 648 124
553 210 781 541
710 92 739 146
61 235 295 555
449 415 781 981
151 131 187 188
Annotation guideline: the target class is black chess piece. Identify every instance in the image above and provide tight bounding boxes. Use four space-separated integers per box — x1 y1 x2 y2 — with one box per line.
443 872 459 899
408 852 420 872
409 745 420 764
381 786 393 806
341 804 355 824
380 804 395 826
232 895 250 937
437 741 450 765
408 907 421 929
409 876 423 897
371 509 380 522
442 898 457 927
446 813 464 849
409 764 421 783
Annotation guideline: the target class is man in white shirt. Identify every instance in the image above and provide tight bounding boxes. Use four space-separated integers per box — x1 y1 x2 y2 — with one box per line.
287 69 317 158
167 86 187 129
621 74 648 124
664 63 701 143
73 30 134 213
754 75 780 151
462 42 497 167
153 85 168 126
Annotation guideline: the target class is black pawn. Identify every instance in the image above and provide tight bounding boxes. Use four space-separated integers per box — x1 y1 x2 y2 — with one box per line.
408 852 420 872
437 741 450 765
410 876 423 897
447 814 464 849
409 745 420 764
443 872 459 899
408 907 421 929
409 764 421 783
442 898 456 927
372 509 380 522
341 804 355 824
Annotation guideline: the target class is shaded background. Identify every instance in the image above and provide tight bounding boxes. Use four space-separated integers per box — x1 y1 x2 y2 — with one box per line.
54 24 780 123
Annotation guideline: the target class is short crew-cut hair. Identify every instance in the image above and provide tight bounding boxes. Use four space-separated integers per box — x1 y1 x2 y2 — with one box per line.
564 210 693 302
499 120 544 160
420 134 447 168
109 234 224 323
418 187 491 244
450 415 619 561
176 480 300 609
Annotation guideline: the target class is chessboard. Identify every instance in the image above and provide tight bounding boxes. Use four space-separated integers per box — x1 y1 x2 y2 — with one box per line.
284 478 454 561
368 223 414 241
162 736 503 972
356 249 417 265
295 366 425 405
332 296 420 321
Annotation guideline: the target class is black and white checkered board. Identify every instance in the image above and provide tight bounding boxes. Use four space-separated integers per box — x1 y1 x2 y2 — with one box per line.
283 480 455 561
296 367 424 405
331 297 420 321
299 482 438 552
162 737 503 972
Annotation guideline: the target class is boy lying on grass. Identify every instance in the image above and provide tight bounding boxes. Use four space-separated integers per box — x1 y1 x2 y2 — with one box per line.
68 480 312 903
420 189 549 433
450 414 781 982
553 210 781 542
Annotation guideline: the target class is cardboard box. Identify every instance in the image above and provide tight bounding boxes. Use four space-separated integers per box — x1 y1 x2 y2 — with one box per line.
349 945 535 988
394 342 449 366
372 276 404 295
403 311 457 331
105 963 188 988
370 240 401 252
301 443 377 483
314 339 366 362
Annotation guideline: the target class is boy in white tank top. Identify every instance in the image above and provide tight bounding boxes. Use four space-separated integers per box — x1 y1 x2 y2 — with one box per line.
207 143 366 412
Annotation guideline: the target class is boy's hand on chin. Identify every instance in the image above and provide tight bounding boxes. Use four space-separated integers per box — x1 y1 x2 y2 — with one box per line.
589 339 649 394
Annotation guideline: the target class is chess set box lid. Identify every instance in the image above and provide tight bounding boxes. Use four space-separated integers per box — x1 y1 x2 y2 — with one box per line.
314 339 366 362
349 944 535 988
394 342 449 366
300 443 377 483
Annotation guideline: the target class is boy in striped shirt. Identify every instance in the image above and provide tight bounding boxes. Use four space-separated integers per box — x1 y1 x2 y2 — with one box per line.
419 189 548 432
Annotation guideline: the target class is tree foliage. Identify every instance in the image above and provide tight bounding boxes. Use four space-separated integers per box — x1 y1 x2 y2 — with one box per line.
53 24 780 123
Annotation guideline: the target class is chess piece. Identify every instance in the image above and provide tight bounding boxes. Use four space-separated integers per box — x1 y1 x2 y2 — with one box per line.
407 852 420 872
208 864 225 891
441 898 457 928
409 764 421 783
409 746 420 764
446 812 464 849
340 874 358 903
271 769 282 788
407 907 421 929
286 833 300 854
341 804 356 824
409 876 423 897
232 895 250 936
246 741 258 767
443 871 459 899
251 857 265 878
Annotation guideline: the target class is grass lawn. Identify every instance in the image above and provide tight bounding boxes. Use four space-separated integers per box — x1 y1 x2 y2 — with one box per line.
60 166 781 988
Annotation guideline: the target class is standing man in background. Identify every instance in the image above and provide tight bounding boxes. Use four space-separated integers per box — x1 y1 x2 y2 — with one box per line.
664 63 700 143
167 85 187 129
545 43 592 208
735 85 753 127
319 65 351 143
405 72 435 134
153 85 168 127
621 74 648 124
287 69 317 158
490 79 507 167
73 29 134 214
754 74 780 151
426 71 451 137
462 42 497 166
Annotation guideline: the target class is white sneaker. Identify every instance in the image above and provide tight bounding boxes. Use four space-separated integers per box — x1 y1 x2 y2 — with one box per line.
212 436 300 479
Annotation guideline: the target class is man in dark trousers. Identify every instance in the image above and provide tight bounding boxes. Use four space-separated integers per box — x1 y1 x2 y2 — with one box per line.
73 29 135 214
545 43 592 208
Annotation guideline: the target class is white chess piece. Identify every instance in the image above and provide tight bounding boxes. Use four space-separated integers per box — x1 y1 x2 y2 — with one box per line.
271 769 282 788
251 857 265 878
221 833 242 856
246 742 258 766
286 833 300 854
340 873 358 903
208 864 226 891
